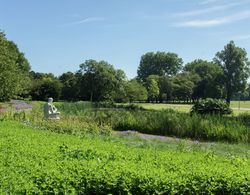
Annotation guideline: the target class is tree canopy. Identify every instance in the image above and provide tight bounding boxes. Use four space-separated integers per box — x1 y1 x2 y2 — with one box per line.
184 59 224 100
0 31 31 101
59 72 79 101
214 41 250 104
78 60 126 101
137 52 183 82
29 72 62 101
124 79 148 102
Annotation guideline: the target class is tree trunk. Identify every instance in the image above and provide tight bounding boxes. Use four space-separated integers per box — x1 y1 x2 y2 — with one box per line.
226 90 231 105
90 91 93 102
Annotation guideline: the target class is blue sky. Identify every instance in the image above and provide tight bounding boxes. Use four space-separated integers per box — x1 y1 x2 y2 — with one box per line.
1 0 250 79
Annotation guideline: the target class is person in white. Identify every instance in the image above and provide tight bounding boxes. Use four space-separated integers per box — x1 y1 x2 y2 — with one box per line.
43 97 60 119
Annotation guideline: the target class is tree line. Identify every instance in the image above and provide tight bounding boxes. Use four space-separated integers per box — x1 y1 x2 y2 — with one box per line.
1 31 250 104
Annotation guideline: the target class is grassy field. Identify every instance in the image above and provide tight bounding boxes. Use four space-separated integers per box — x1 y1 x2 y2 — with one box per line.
230 100 250 109
134 101 250 115
135 103 192 112
0 120 249 193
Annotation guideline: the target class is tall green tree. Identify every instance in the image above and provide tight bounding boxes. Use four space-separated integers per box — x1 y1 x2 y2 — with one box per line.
158 76 174 102
171 73 195 102
124 79 148 102
146 75 160 102
59 72 78 101
78 60 126 101
137 52 183 82
214 41 250 104
184 59 224 100
30 72 62 101
0 31 31 101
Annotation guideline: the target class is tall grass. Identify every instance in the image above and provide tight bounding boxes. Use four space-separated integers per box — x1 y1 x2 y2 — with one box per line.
45 100 249 142
83 109 249 143
54 101 93 115
2 101 249 143
2 102 112 136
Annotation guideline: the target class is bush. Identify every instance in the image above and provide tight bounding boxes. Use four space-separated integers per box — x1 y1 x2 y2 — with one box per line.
191 99 232 115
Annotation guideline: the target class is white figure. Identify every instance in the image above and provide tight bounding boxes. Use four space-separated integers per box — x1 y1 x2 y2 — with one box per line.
44 97 60 120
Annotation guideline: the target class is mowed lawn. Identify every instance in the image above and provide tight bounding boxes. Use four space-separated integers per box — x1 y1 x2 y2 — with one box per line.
136 103 192 112
230 100 250 109
136 100 250 114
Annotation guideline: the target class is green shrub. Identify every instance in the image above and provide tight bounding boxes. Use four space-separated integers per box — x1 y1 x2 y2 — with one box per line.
191 99 232 115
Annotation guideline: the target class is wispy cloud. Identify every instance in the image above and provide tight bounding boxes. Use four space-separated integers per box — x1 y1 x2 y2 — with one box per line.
62 17 106 26
174 10 250 27
175 2 243 17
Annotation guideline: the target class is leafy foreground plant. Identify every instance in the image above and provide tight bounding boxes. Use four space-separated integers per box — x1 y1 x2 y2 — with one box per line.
0 121 249 194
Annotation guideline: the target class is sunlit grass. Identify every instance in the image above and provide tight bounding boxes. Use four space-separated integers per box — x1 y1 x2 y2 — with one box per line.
135 103 191 112
0 120 249 193
135 101 250 115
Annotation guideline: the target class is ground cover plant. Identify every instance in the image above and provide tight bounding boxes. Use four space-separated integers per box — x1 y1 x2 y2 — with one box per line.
0 120 249 194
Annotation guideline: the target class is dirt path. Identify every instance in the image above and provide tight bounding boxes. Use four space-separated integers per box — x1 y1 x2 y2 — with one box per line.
113 130 199 144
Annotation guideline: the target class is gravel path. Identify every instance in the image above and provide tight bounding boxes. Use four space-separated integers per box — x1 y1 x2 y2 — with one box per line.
113 130 198 143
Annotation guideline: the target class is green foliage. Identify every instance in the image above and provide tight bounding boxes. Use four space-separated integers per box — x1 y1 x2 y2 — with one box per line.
184 59 225 99
191 99 232 115
137 51 183 82
16 101 247 143
54 101 93 115
214 41 250 103
171 73 194 102
158 76 174 102
40 100 246 143
0 121 249 193
124 79 148 102
146 75 160 101
2 102 111 136
78 59 126 101
0 31 31 101
59 71 79 101
31 104 111 135
30 72 62 101
237 112 250 127
85 109 248 143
